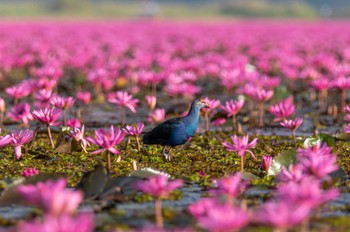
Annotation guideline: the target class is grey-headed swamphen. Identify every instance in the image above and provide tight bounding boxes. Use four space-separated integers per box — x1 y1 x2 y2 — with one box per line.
143 99 210 161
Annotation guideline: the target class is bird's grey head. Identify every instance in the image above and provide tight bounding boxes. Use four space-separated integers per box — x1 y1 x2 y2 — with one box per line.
193 99 210 109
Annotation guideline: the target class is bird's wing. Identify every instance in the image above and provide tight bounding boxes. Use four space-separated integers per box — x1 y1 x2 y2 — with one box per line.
142 118 183 145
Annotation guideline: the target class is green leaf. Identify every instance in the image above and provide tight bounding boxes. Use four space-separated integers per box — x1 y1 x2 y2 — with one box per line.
303 133 335 148
267 150 297 176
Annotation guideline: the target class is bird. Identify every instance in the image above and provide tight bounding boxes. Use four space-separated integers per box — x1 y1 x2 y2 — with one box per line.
142 99 210 161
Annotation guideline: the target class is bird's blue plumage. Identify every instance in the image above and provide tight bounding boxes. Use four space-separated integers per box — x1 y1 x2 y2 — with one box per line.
143 99 209 148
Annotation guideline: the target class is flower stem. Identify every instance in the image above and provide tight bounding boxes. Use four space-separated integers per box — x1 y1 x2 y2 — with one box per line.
155 197 163 229
240 155 244 172
205 112 209 132
106 151 111 175
341 89 346 112
47 126 55 148
232 115 236 132
136 136 141 151
121 108 125 126
258 102 264 127
0 111 3 127
63 109 67 126
292 129 296 143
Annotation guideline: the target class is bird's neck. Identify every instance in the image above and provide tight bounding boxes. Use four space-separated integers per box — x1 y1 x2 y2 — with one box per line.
185 104 200 120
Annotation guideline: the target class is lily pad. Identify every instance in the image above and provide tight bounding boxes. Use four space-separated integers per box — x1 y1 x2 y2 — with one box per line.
334 132 350 141
267 150 297 176
303 133 335 148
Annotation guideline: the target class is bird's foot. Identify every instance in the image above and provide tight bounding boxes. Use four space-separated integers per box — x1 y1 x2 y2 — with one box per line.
164 153 171 161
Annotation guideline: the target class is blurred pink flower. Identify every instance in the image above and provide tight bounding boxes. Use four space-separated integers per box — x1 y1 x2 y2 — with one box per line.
5 83 31 102
135 174 183 198
50 95 75 110
11 129 34 159
21 168 39 178
148 108 165 124
34 89 53 108
297 144 338 180
189 198 249 232
0 97 5 113
17 178 83 216
220 99 244 118
7 103 33 126
251 88 274 102
280 118 303 131
145 95 157 111
254 201 311 230
261 155 272 172
212 118 226 127
67 118 81 128
280 118 303 142
278 164 304 183
210 172 247 199
0 134 12 147
269 96 295 122
87 125 125 155
32 107 62 127
18 213 94 232
108 91 139 113
76 91 91 105
222 135 257 159
276 177 339 208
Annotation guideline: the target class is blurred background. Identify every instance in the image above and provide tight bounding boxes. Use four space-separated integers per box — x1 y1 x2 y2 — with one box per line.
0 0 348 20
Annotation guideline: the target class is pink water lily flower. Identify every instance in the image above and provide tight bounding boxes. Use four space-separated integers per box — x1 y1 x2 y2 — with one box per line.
210 172 247 201
17 178 83 216
87 125 125 173
135 174 183 198
276 177 339 208
32 107 62 148
34 89 53 108
270 96 295 122
67 118 81 128
202 97 221 131
50 95 75 110
7 103 33 127
68 125 89 153
11 129 34 159
280 118 303 143
32 107 62 127
123 122 144 151
18 213 95 232
189 198 249 232
254 201 311 231
148 108 165 124
220 99 244 131
108 91 139 113
297 144 338 180
5 83 32 104
278 164 304 183
87 125 125 155
108 91 139 125
76 91 91 105
145 95 157 111
21 168 39 178
261 155 272 172
222 135 258 172
0 134 12 147
135 174 183 229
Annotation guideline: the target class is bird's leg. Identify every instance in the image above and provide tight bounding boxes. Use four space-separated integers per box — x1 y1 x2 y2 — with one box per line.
166 147 173 161
162 146 168 160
